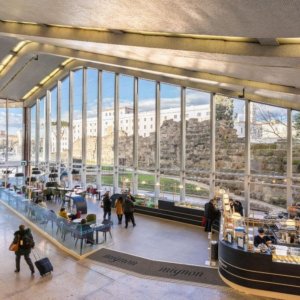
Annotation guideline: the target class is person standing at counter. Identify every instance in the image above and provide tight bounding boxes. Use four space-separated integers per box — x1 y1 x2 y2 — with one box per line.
234 200 243 216
204 199 220 232
254 228 272 247
229 198 244 216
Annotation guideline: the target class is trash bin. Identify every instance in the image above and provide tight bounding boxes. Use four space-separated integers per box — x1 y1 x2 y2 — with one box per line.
211 240 219 261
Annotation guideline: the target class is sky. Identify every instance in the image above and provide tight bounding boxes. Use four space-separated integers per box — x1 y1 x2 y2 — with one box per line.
5 67 298 136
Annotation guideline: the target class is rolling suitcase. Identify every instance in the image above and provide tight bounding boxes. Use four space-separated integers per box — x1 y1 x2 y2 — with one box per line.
33 250 53 276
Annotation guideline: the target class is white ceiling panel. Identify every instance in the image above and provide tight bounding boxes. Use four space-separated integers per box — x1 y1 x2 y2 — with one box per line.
0 1 300 38
0 36 21 61
0 54 65 100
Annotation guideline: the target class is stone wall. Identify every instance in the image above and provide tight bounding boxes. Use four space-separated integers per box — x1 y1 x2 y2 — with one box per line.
68 118 300 207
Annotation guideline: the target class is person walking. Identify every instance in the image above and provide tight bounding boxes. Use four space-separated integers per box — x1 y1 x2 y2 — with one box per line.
115 196 124 225
13 224 35 274
123 195 136 228
102 191 112 220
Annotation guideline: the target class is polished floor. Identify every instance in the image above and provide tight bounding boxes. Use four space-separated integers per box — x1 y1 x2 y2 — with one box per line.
0 201 269 300
86 197 212 265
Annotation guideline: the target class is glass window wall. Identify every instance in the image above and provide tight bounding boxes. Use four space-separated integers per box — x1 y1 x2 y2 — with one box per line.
73 69 83 164
50 87 57 162
8 106 23 162
137 79 156 172
61 76 69 166
27 66 300 214
38 97 46 162
101 71 115 171
216 95 245 173
291 110 300 204
250 103 287 176
250 103 288 211
30 105 36 163
86 69 98 166
160 83 181 176
0 102 6 163
185 89 211 200
118 75 134 171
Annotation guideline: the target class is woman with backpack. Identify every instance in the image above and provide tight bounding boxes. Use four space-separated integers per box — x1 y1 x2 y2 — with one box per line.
13 224 35 274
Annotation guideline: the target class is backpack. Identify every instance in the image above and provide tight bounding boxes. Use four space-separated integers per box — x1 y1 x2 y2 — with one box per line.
20 232 34 249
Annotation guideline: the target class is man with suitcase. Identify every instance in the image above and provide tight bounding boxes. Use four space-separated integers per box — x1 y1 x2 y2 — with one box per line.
13 224 35 275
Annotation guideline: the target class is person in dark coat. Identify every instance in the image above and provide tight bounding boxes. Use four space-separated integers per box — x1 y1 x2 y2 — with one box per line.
123 196 136 228
234 200 243 216
13 224 35 274
79 218 94 245
102 191 112 220
204 199 220 232
254 228 272 247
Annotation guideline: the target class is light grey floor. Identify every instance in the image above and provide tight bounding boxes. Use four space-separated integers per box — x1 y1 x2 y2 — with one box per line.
49 196 212 265
0 204 270 300
0 202 270 300
92 197 217 265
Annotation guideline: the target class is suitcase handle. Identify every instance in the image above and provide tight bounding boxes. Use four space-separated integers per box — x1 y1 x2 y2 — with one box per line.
32 248 41 261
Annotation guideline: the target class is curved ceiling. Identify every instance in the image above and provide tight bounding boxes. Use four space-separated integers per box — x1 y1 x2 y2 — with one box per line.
0 1 300 109
1 0 300 38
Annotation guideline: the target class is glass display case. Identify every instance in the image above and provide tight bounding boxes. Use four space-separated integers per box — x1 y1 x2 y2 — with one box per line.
272 245 300 264
175 201 204 210
134 193 157 208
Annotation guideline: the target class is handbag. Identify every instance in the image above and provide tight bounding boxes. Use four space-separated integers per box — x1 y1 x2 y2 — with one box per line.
9 243 19 252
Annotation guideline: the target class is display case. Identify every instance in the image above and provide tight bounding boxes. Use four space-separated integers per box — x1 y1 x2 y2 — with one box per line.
132 197 204 226
133 194 157 208
175 201 204 211
272 245 300 264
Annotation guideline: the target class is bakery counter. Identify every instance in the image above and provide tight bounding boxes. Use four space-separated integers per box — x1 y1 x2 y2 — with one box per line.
219 240 300 298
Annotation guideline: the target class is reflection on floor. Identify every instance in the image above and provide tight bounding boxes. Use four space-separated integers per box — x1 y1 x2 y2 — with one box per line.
0 199 270 299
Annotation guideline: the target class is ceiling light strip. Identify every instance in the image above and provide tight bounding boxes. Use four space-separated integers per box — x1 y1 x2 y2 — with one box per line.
22 58 74 100
0 19 257 43
0 40 31 75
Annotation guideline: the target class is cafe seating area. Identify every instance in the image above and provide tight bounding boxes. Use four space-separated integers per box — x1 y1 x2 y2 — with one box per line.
0 186 112 256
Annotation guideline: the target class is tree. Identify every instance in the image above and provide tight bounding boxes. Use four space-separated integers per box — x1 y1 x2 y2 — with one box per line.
293 112 300 138
215 95 234 128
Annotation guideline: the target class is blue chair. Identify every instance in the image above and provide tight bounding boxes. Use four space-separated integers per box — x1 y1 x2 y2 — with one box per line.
100 219 113 241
